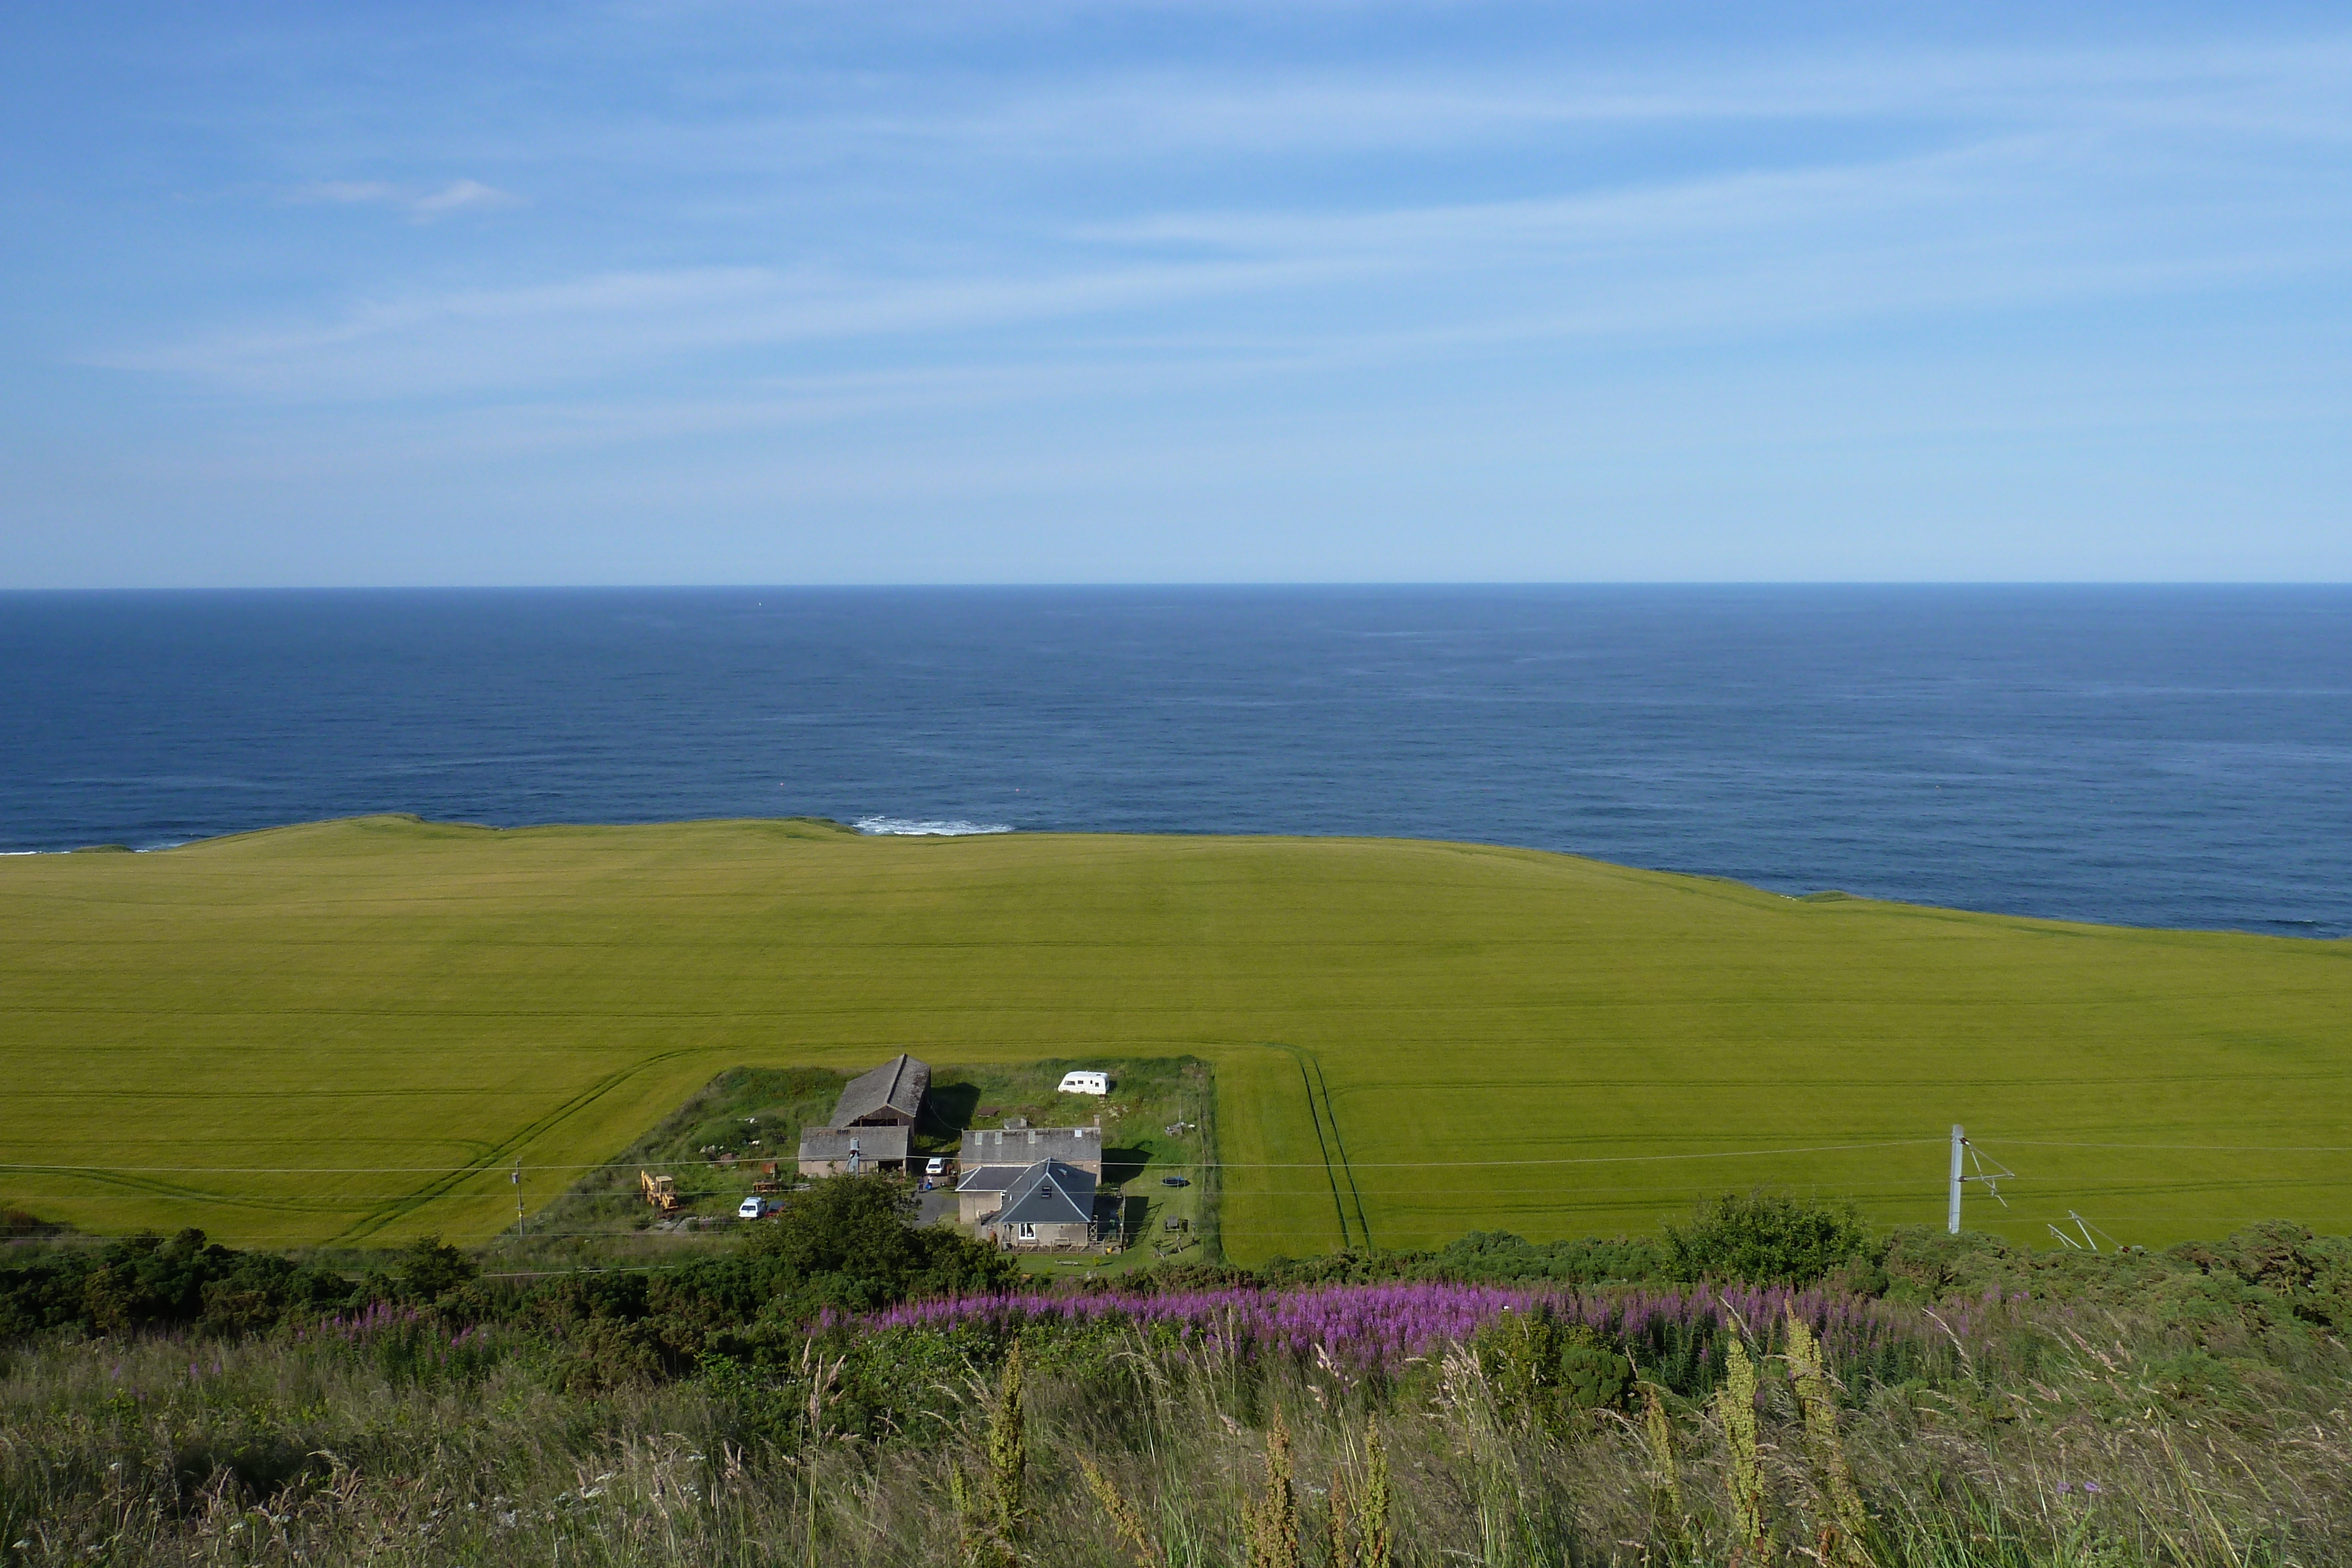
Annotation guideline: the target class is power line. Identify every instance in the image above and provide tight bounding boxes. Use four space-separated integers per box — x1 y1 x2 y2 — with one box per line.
0 1138 1945 1178
19 1135 2352 1181
1982 1139 2352 1154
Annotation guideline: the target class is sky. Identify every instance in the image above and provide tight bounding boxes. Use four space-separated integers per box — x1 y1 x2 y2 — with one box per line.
2 2 2348 586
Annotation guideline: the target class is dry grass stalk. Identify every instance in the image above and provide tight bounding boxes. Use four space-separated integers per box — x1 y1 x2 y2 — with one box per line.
974 1342 1028 1566
1642 1382 1686 1528
1077 1453 1164 1568
1327 1463 1354 1568
1783 1308 1872 1568
1245 1406 1302 1568
1717 1335 1769 1560
1361 1416 1394 1568
946 1463 984 1567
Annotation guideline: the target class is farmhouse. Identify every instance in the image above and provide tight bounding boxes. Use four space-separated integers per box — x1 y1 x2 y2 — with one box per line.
953 1164 1025 1224
971 1158 1100 1249
828 1053 930 1129
959 1123 1102 1174
797 1125 909 1176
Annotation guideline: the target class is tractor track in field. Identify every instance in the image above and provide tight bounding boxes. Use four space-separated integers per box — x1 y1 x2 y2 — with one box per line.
330 1047 715 1245
1260 1042 1371 1251
0 1166 348 1213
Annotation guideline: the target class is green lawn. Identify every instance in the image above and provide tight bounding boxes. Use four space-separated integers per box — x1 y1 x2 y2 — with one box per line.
930 1055 1216 1275
3 814 2348 1261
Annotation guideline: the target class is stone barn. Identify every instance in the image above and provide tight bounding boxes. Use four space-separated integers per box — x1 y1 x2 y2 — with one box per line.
828 1053 931 1129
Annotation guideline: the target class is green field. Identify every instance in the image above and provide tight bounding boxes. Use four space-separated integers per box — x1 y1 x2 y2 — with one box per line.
3 814 2348 1261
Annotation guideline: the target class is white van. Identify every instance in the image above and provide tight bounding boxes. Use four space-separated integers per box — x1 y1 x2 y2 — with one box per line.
1057 1071 1110 1096
737 1195 780 1219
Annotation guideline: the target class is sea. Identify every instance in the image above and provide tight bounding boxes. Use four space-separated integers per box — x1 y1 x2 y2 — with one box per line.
2 586 2347 938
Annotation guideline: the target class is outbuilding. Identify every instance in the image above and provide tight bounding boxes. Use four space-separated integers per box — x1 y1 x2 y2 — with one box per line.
960 1124 1102 1175
828 1054 931 1129
797 1125 909 1177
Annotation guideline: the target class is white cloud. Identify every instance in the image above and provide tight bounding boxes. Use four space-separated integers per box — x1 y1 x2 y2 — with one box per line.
409 179 524 219
291 180 399 205
286 178 524 222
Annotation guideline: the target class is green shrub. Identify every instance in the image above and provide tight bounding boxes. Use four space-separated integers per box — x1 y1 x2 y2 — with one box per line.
1664 1191 1874 1286
1473 1303 1633 1435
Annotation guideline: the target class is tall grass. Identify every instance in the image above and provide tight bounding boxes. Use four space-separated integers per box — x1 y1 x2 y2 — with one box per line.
3 1290 2347 1567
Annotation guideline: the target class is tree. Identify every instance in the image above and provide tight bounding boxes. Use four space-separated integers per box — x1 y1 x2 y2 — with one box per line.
393 1235 479 1302
743 1174 1016 1313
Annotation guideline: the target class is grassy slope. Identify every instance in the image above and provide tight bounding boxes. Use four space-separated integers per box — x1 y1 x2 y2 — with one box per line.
2 815 2348 1260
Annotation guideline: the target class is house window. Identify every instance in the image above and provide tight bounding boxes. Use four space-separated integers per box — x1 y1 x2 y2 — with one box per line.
1018 1223 1036 1241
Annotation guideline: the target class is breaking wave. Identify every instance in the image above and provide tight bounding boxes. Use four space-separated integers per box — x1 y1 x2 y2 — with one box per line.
854 815 1015 837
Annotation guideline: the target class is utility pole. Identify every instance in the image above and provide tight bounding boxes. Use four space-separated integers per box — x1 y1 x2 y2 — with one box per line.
1948 1124 1965 1235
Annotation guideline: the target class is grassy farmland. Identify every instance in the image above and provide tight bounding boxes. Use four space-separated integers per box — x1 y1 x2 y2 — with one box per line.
2 814 2348 1261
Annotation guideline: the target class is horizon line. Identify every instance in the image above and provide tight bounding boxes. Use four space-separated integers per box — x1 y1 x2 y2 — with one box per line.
5 580 2352 594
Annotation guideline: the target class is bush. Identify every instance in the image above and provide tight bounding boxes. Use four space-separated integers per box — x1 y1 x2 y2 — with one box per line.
0 1228 360 1340
1664 1191 1874 1286
743 1173 1017 1315
392 1235 479 1302
1473 1303 1635 1434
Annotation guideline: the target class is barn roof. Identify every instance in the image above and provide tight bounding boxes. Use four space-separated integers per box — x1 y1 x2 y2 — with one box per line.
995 1159 1097 1228
830 1054 931 1126
797 1125 910 1165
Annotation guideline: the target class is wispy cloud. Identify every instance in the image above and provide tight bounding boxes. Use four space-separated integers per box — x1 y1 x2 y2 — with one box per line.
31 11 2352 584
597 35 2352 174
139 103 2348 407
288 178 524 222
94 255 1357 396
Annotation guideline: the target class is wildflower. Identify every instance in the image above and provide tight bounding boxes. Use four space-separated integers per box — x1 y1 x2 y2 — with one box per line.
2083 1481 2103 1495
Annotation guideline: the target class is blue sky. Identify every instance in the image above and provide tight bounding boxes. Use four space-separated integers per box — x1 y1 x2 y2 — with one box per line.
3 2 2348 586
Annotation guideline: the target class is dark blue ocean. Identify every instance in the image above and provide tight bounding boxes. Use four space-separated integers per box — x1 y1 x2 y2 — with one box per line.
2 586 2347 937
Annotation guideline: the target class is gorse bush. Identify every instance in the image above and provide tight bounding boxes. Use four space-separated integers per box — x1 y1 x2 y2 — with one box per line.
1663 1189 1876 1286
0 1227 358 1340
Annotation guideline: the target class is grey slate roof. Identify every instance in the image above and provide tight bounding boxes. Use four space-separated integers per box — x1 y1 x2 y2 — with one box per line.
960 1125 1101 1164
954 1165 1027 1195
797 1125 910 1166
995 1159 1097 1228
830 1054 931 1126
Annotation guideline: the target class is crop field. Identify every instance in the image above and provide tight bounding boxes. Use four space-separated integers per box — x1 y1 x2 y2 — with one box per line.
3 814 2349 1261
